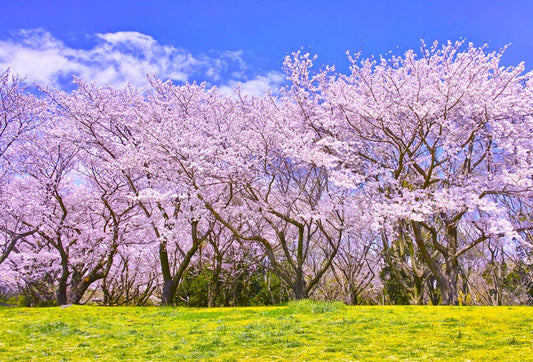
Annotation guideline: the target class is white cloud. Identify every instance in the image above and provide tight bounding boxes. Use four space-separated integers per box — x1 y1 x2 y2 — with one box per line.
0 28 284 95
95 31 157 49
0 30 78 85
218 71 286 97
0 29 199 87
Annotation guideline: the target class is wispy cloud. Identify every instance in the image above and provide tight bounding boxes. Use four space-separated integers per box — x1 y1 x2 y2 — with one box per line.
218 71 286 97
0 29 285 95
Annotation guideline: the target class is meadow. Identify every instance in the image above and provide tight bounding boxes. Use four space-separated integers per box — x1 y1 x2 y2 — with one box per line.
0 301 532 361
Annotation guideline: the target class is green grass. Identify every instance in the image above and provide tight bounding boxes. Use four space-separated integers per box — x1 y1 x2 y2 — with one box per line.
1 301 532 361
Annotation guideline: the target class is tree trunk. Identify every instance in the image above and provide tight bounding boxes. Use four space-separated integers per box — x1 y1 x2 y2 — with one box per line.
161 279 178 306
293 272 308 300
347 288 358 305
443 257 459 305
442 224 459 305
208 254 222 307
70 278 93 304
232 272 240 305
56 251 69 305
159 239 175 306
411 221 449 305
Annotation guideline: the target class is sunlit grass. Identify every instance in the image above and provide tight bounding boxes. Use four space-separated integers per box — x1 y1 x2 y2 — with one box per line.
1 302 532 361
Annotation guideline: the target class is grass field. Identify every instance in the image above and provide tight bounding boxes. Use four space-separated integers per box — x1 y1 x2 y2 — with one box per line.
0 301 532 361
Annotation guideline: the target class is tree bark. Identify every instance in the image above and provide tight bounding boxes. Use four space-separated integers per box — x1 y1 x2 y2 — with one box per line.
56 248 69 306
442 224 460 306
161 279 178 306
293 270 308 300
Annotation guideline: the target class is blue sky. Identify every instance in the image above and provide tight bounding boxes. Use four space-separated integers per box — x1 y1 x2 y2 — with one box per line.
0 0 532 94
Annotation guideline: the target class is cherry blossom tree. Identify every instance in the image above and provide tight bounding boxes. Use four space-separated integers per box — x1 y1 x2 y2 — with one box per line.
284 41 533 304
49 79 218 305
188 91 347 300
0 69 45 265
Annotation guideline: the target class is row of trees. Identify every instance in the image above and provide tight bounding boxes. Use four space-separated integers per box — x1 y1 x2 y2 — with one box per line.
1 41 532 306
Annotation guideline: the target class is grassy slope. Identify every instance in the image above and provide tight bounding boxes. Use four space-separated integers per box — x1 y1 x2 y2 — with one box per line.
0 302 532 361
